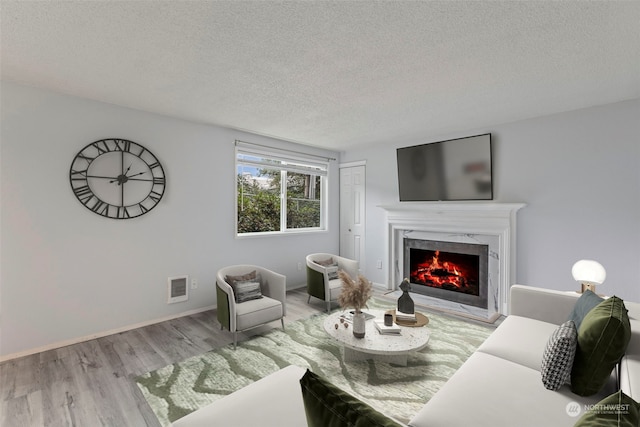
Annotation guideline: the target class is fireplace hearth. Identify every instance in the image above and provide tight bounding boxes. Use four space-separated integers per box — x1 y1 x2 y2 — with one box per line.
404 238 488 309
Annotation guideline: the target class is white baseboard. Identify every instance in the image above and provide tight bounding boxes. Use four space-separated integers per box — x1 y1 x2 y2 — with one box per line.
0 305 216 363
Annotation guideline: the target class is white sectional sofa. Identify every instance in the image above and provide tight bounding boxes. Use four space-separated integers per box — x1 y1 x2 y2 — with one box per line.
410 285 639 426
172 285 640 427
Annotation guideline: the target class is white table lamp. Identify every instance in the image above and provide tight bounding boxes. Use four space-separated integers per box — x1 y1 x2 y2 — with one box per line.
572 259 606 294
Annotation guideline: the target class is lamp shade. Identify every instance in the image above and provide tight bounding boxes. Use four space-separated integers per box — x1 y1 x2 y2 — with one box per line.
571 260 606 286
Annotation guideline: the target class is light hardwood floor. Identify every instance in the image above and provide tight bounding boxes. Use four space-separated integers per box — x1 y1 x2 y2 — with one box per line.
0 288 329 427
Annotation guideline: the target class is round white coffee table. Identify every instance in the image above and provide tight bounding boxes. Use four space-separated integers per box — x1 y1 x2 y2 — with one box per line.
323 309 430 366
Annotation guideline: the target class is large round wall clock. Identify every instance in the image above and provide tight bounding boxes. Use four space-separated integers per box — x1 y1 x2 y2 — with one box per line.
69 138 166 219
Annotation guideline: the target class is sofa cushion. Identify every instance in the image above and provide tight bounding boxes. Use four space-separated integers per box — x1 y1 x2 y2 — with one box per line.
476 315 558 371
571 296 632 397
509 285 581 325
567 290 604 330
620 356 640 402
328 278 344 300
409 351 613 427
235 296 283 331
541 320 578 390
299 369 402 427
573 390 640 427
170 365 308 427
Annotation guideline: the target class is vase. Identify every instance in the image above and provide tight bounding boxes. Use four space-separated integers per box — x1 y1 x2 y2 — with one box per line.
352 310 366 339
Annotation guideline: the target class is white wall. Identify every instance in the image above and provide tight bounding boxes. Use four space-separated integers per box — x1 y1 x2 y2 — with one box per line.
3 82 638 360
341 99 640 302
0 82 340 359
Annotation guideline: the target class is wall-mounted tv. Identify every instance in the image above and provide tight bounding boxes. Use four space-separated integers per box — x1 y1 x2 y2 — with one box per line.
396 133 492 202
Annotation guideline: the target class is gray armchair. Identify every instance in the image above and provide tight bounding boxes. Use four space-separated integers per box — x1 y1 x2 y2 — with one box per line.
216 265 286 349
306 253 359 311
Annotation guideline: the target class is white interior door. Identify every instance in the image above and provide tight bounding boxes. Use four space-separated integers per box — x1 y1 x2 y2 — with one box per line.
340 164 366 272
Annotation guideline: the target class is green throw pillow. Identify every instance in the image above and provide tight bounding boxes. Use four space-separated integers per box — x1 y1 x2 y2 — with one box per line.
568 290 604 330
570 296 631 396
299 369 402 427
573 390 640 426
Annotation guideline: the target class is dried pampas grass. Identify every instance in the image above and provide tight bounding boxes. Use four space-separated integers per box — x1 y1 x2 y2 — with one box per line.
337 270 372 312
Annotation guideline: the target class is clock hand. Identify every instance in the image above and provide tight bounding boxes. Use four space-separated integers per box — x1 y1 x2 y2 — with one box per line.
126 171 147 178
120 154 126 205
127 178 155 182
87 174 120 180
121 171 124 206
109 171 147 185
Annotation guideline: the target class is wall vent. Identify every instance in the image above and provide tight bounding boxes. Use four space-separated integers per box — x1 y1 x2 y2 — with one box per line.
168 275 189 304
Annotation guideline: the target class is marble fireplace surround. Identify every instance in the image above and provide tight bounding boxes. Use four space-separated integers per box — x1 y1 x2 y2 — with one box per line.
380 202 525 321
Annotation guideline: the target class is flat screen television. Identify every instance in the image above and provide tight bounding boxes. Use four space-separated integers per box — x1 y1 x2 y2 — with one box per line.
396 133 492 201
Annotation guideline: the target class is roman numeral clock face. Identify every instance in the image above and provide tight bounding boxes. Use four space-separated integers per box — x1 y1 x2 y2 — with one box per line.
69 139 166 219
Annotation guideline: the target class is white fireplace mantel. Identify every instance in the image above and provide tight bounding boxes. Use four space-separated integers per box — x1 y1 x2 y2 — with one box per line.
380 202 525 317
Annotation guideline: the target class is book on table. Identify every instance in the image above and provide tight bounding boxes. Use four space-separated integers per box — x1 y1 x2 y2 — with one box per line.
395 310 417 323
374 319 401 335
340 311 376 323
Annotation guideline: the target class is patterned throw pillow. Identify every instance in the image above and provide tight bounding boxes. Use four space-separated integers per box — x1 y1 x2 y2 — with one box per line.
541 320 578 390
326 265 339 280
225 271 263 303
232 280 263 303
225 270 257 285
315 257 335 266
314 258 340 280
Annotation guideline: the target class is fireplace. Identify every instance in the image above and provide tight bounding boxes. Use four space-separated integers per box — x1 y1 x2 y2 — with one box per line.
381 202 525 320
404 238 488 309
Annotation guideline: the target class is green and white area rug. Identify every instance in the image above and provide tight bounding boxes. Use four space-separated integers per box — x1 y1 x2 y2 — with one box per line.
136 298 493 426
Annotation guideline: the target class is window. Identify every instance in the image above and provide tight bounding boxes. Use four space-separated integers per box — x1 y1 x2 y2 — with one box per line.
236 142 329 235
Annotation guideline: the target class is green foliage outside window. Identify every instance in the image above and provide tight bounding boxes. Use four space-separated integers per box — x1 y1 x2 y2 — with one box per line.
237 173 280 233
237 169 321 234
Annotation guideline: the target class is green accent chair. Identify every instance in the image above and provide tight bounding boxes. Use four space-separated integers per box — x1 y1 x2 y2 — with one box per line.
306 253 359 312
216 264 286 349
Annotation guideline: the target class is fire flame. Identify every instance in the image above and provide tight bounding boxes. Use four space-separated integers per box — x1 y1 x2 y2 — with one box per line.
412 250 468 290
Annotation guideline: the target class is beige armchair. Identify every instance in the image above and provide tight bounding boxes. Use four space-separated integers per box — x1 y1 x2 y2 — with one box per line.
216 265 286 349
306 253 359 311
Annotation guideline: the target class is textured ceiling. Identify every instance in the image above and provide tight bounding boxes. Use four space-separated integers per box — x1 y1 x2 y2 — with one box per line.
1 1 639 150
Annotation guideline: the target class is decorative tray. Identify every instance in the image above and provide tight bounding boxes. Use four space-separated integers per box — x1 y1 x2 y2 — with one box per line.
385 309 429 327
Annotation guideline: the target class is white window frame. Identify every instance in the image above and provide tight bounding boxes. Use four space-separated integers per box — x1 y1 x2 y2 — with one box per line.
235 141 329 237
